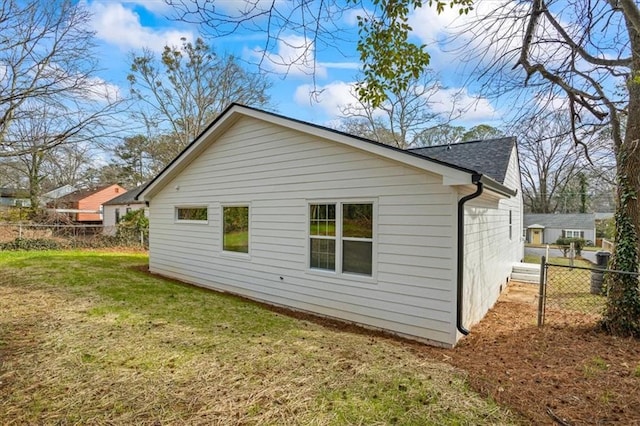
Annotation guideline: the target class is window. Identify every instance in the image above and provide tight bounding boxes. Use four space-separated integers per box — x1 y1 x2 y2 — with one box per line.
115 208 120 224
176 207 208 222
126 207 132 214
310 204 336 270
509 210 512 241
309 202 373 277
223 206 249 253
564 229 584 238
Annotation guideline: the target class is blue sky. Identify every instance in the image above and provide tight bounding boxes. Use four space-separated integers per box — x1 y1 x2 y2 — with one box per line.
82 0 511 131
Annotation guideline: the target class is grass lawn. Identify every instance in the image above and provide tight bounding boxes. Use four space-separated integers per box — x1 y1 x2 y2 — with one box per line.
0 250 520 425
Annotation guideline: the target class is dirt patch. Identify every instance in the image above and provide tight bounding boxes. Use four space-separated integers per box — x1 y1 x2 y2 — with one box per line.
419 282 640 425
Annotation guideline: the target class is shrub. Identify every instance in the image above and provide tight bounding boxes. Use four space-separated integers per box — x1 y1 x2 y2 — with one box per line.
0 238 63 251
555 237 586 256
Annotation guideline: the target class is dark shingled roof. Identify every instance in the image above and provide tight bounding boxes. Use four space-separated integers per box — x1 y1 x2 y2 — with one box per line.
408 137 517 184
103 185 146 206
524 213 595 229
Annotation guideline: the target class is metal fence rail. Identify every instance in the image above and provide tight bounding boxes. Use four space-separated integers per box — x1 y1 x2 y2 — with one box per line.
538 255 640 326
0 223 148 249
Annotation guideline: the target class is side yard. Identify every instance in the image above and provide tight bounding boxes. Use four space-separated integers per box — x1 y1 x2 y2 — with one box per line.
0 250 517 425
2 250 639 424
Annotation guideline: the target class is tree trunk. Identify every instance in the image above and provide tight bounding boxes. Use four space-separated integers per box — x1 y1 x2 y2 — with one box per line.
603 18 640 336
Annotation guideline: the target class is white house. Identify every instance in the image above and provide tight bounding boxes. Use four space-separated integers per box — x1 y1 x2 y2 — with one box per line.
138 104 523 347
103 185 148 235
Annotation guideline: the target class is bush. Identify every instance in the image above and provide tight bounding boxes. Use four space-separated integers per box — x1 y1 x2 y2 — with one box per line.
116 209 149 247
555 237 586 256
0 238 64 251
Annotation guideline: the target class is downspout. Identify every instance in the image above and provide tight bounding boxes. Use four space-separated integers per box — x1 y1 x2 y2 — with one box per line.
456 173 483 335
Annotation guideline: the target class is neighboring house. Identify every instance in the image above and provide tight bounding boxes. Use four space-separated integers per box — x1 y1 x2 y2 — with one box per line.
41 185 77 207
0 188 31 208
103 185 148 235
56 184 126 223
524 213 596 244
138 104 523 348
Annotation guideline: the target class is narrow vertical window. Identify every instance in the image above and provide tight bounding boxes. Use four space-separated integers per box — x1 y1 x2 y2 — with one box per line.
115 208 120 223
509 210 512 241
223 206 249 253
342 204 373 275
309 204 336 271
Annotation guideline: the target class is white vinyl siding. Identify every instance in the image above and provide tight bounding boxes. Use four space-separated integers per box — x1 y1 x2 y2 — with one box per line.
148 116 459 346
462 147 524 330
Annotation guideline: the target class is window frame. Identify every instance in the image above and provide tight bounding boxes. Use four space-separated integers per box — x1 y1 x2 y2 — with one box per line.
564 229 584 239
221 203 251 258
175 205 209 223
306 199 377 282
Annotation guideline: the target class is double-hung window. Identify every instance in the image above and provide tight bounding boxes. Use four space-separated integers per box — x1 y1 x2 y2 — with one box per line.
309 202 374 277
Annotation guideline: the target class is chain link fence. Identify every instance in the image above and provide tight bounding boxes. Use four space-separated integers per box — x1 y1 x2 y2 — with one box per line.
0 223 148 250
538 256 640 326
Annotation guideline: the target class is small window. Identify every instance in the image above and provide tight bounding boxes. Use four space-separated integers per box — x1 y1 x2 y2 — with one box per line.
176 207 208 222
509 210 512 241
115 208 120 223
223 206 249 253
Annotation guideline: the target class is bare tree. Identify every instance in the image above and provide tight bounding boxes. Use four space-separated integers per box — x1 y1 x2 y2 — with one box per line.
128 37 272 157
0 0 121 158
452 1 640 334
337 72 444 148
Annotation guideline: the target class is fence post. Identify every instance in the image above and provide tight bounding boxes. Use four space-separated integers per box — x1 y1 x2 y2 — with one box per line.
538 255 546 327
590 251 611 294
18 223 22 239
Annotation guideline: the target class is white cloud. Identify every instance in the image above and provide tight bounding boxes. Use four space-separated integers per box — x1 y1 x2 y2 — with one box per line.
294 80 498 126
429 87 498 122
256 35 326 78
85 76 122 102
294 81 357 118
253 35 327 78
87 1 193 52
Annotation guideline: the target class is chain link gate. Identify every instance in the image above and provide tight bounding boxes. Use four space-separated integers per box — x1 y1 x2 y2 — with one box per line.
537 255 638 327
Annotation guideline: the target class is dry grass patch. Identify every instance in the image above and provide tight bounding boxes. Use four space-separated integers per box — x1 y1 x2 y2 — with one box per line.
0 250 520 425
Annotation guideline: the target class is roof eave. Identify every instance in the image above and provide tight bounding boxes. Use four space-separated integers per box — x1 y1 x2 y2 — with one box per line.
138 104 488 201
479 175 517 198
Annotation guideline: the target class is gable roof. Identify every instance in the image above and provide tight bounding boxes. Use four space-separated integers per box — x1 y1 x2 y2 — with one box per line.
139 104 518 201
524 213 595 229
409 138 516 185
103 185 146 206
58 184 122 203
42 185 77 200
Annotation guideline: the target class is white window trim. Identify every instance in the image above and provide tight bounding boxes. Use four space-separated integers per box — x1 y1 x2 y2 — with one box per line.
564 229 583 238
175 205 209 224
220 203 251 259
306 199 377 283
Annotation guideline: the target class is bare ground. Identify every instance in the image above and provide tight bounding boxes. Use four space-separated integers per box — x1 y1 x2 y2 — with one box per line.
418 282 640 425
